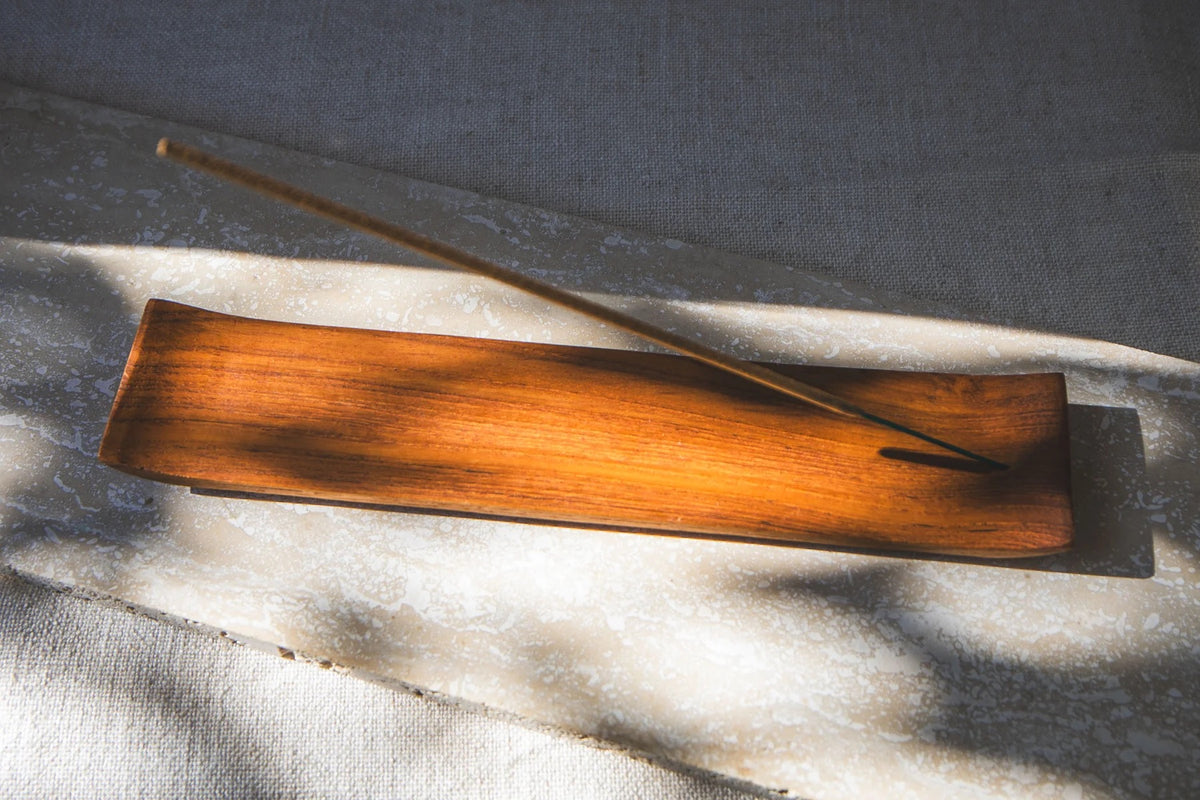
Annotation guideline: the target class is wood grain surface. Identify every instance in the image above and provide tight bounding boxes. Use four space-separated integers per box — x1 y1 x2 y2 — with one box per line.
156 139 1004 469
99 300 1075 558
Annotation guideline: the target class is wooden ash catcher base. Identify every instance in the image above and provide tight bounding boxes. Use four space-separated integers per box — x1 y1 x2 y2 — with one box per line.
98 142 1075 559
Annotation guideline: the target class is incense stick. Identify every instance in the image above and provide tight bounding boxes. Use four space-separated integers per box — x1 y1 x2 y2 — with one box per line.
156 138 1007 470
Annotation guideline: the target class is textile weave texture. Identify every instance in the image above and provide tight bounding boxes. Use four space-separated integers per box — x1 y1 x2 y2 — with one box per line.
3 0 1197 360
2 2 1198 798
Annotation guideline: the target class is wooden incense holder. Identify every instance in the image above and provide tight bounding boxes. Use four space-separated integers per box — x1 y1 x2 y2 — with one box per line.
99 300 1074 558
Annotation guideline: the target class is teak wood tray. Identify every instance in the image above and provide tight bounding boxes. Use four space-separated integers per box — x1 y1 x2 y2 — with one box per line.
99 300 1074 558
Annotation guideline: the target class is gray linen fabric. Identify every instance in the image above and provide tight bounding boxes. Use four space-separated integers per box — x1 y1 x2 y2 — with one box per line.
1 2 1198 798
0 575 754 799
3 0 1197 360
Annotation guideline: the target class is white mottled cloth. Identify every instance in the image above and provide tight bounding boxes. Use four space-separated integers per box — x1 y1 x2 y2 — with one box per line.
2 3 1200 798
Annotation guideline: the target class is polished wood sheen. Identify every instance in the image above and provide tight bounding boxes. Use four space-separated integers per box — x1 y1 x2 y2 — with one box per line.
99 301 1075 558
156 139 1003 469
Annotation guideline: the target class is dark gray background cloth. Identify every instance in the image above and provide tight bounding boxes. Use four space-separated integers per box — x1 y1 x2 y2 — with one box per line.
2 2 1198 798
3 0 1198 360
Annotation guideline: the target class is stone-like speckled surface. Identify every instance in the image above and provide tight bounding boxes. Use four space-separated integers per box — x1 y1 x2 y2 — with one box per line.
2 84 1199 798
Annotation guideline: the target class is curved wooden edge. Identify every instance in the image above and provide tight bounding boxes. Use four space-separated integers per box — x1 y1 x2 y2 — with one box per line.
100 300 1075 558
